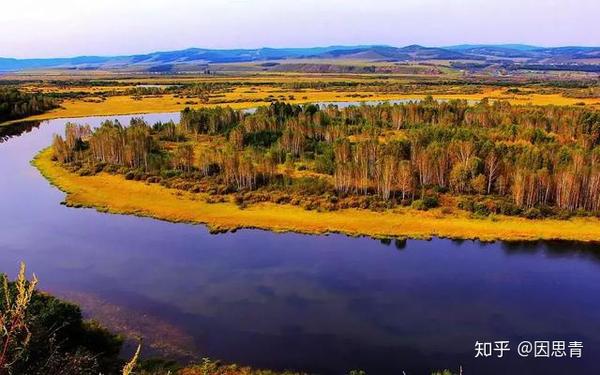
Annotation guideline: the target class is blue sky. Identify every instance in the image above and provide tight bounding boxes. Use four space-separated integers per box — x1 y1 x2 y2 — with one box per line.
2 0 598 58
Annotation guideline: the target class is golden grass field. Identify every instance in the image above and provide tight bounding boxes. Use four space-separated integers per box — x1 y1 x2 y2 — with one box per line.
10 87 599 125
2 72 598 126
34 148 600 242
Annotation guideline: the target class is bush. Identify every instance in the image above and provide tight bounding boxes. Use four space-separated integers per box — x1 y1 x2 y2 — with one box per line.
160 169 181 179
146 176 161 183
460 196 522 217
472 201 490 216
412 199 430 211
1 266 123 375
287 177 333 196
556 210 573 220
101 164 118 174
77 167 94 176
93 163 106 174
497 200 522 216
458 197 475 212
422 195 439 209
411 195 440 211
539 205 555 217
575 209 592 217
441 207 453 215
233 194 245 207
523 207 542 219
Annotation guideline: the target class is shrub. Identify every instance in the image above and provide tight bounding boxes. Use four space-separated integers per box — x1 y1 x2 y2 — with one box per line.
77 167 94 176
497 200 522 216
422 195 439 209
472 201 490 216
524 207 542 219
93 163 106 174
539 205 555 217
575 208 592 217
146 176 161 183
0 263 123 375
411 199 425 210
233 194 245 207
160 169 181 179
457 197 475 212
441 207 453 215
556 210 573 220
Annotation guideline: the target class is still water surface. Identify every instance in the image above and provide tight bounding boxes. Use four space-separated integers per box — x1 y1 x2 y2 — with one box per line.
1 109 599 374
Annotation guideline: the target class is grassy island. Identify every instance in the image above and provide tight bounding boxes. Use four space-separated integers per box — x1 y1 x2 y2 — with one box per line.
33 99 600 242
34 147 600 241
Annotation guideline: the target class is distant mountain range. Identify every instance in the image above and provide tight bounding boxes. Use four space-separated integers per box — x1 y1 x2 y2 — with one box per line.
1 44 599 72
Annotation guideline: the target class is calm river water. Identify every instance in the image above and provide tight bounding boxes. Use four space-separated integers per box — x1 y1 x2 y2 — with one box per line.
0 110 599 374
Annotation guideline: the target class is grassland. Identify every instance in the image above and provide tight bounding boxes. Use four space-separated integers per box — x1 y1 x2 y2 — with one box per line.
3 72 599 126
9 87 600 125
34 148 600 242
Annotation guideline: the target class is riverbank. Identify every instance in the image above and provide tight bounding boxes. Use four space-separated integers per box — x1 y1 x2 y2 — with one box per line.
33 148 600 242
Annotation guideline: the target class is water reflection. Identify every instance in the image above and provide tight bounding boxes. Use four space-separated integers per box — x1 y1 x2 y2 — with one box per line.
394 238 407 250
501 240 600 263
0 120 42 142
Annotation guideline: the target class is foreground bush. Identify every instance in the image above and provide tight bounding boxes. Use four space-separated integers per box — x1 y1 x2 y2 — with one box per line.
0 263 123 375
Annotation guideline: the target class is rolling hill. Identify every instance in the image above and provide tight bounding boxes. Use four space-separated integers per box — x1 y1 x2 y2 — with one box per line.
1 44 599 73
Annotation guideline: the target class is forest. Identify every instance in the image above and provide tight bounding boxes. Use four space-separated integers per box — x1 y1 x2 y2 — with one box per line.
51 99 600 219
0 87 58 123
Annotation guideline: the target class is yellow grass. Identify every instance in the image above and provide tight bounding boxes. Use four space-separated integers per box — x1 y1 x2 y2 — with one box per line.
10 91 596 125
34 148 600 242
2 73 596 126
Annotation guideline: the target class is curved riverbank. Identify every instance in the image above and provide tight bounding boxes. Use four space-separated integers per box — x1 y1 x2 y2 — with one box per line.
33 148 600 242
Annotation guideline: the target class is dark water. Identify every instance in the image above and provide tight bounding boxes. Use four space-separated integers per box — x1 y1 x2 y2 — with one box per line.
1 113 600 375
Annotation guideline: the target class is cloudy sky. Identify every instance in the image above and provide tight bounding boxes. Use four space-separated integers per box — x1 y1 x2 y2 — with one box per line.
2 0 598 58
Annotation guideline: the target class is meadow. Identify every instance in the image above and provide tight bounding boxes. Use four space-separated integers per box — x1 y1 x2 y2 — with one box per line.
2 71 599 124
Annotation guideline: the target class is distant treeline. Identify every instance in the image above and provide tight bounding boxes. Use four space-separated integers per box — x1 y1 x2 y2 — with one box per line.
0 88 58 122
506 63 600 73
53 99 600 218
451 61 600 73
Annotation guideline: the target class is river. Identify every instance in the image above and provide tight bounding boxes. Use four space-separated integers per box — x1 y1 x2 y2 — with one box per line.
0 110 599 374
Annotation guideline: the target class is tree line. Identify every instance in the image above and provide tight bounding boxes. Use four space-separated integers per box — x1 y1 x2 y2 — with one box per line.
52 99 600 217
0 88 58 122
